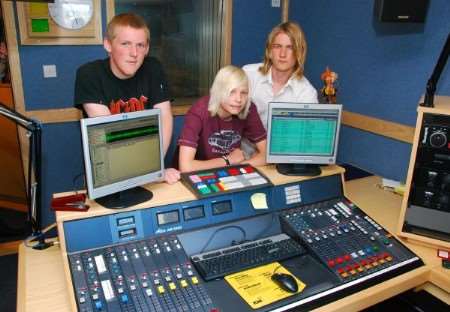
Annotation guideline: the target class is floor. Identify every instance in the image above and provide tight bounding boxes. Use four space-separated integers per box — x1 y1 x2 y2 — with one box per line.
0 253 17 312
0 164 448 312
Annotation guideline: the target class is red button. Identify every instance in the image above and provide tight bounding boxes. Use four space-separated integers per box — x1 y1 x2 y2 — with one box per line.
336 257 344 264
344 254 351 261
244 166 254 173
228 168 240 175
327 260 335 267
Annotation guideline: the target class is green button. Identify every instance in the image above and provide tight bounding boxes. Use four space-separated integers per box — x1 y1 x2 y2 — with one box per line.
198 186 211 194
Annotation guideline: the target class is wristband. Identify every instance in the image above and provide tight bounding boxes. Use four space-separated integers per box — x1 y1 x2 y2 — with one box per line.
222 155 230 166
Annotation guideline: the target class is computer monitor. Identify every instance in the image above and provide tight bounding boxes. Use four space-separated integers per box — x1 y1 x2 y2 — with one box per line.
80 109 164 209
266 102 342 176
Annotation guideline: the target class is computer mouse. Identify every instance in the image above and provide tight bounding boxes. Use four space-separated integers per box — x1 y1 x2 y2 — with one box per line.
271 273 298 293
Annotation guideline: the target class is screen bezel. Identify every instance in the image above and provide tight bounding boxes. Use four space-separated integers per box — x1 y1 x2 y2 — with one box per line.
266 102 342 166
80 109 164 200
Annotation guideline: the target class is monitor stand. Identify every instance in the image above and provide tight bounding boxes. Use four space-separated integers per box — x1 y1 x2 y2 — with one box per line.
276 163 322 176
95 186 153 209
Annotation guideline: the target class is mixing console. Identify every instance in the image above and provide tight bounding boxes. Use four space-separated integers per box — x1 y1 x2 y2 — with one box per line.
62 173 424 312
68 234 216 312
279 198 421 283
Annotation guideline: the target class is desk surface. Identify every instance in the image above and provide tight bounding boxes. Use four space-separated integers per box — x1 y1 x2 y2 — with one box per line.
17 175 449 312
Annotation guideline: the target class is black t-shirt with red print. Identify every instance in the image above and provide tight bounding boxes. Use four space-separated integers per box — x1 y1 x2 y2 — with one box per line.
74 56 170 116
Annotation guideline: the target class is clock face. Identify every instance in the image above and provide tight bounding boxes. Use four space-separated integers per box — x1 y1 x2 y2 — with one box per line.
48 0 94 30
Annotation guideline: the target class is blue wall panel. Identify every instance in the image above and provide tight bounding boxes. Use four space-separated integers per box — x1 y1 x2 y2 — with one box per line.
40 122 84 226
290 0 450 180
291 0 450 124
21 47 105 110
337 126 413 180
232 0 283 66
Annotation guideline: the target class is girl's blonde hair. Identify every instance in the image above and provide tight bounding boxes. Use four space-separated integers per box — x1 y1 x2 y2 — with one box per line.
208 65 250 120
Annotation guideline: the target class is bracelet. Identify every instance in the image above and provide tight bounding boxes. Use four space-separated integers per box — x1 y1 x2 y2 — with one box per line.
222 155 230 166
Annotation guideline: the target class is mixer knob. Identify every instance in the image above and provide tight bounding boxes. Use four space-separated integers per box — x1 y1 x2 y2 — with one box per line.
429 130 447 148
94 300 103 311
121 294 129 304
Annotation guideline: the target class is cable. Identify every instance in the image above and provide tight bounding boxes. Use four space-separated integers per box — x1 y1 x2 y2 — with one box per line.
200 224 247 253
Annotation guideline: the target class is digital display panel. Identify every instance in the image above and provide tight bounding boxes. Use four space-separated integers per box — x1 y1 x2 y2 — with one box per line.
116 216 135 226
212 200 232 215
118 228 136 238
157 210 180 226
183 205 205 221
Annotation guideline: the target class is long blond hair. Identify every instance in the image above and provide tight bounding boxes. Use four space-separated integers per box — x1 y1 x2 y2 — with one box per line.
208 65 250 120
259 21 307 79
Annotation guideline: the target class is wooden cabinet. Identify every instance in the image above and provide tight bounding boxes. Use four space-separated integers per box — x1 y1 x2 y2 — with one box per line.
398 96 450 249
0 83 27 211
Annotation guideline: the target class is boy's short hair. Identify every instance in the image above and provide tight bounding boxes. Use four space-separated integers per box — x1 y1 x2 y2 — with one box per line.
106 13 150 43
208 65 250 120
259 21 307 79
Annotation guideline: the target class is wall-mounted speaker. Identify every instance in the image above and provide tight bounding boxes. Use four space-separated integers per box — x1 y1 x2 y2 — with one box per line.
374 0 429 23
399 96 450 249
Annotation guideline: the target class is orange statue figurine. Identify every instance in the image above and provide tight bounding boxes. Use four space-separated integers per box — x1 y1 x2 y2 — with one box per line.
320 67 338 104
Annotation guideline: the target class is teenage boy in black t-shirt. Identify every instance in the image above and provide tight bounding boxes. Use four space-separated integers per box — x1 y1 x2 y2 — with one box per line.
74 13 180 184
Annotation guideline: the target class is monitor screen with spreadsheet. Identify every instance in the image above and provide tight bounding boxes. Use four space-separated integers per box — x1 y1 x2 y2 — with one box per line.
266 103 342 176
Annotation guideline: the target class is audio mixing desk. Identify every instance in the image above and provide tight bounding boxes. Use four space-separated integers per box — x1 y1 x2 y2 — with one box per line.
18 166 435 312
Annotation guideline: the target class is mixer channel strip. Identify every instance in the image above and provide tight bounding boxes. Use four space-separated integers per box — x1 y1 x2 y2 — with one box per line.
279 198 422 283
68 235 216 312
190 233 306 281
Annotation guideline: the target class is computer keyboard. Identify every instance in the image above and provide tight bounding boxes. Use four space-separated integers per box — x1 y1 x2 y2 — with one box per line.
190 233 306 281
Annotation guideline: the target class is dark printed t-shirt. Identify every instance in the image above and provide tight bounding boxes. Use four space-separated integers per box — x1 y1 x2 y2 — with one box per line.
74 57 170 115
178 95 266 160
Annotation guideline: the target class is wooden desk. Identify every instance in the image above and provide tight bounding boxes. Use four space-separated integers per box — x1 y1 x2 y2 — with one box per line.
17 174 449 311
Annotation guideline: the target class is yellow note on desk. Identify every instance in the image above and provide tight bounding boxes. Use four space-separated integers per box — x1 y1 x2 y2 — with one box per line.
224 262 306 309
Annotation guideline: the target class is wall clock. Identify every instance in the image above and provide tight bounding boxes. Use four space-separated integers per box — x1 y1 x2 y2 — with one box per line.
48 0 94 30
17 0 102 45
